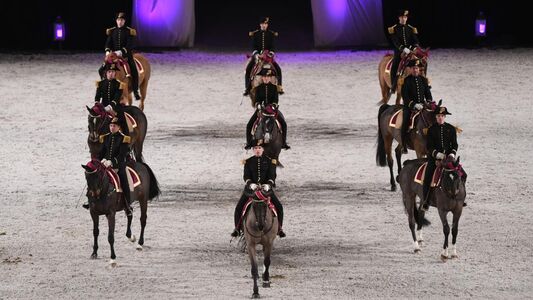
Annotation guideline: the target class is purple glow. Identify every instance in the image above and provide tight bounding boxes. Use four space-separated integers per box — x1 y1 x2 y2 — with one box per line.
54 22 65 41
327 0 348 19
475 19 486 36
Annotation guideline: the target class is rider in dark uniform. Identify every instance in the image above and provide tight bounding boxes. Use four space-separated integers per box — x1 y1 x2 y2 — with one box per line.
231 139 285 238
400 59 432 153
245 66 290 150
99 12 141 100
388 9 420 93
421 106 457 211
243 17 283 96
94 63 129 135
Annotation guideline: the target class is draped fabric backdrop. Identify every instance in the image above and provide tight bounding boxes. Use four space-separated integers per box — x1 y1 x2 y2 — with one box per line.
311 0 387 47
132 0 195 47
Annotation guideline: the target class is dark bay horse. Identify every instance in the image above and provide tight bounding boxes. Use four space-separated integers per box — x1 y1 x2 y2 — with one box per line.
376 101 438 191
104 52 151 111
248 50 282 107
81 159 160 266
398 157 466 260
87 103 147 162
378 47 430 105
253 106 283 166
243 186 279 298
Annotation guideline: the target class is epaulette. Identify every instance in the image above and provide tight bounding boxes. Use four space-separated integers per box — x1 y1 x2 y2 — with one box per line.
388 25 396 34
408 25 418 34
249 30 258 37
95 80 101 87
117 79 126 90
271 30 278 37
240 159 246 165
106 27 115 36
452 124 463 134
127 27 137 36
271 159 277 165
99 133 110 143
119 132 131 144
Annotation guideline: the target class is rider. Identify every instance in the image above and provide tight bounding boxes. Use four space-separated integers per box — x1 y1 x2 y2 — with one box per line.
400 59 432 153
83 117 132 212
388 9 420 93
231 139 285 238
95 63 129 135
243 17 283 96
245 66 290 150
421 106 457 211
100 12 141 100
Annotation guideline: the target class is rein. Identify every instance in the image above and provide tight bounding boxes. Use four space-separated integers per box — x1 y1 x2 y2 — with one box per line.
244 199 275 238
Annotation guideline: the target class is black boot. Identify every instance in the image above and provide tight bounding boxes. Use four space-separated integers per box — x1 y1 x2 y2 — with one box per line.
279 112 290 150
401 110 410 153
82 202 90 209
133 90 141 100
245 114 256 149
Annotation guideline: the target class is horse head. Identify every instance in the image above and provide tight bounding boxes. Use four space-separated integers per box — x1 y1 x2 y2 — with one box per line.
251 188 272 231
82 159 110 204
258 50 275 64
87 103 111 143
104 52 120 64
441 156 464 198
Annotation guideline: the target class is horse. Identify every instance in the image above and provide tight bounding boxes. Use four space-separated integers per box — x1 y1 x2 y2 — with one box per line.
378 47 430 105
376 101 439 191
242 186 279 298
81 159 160 266
398 157 466 260
248 50 282 107
252 105 283 166
103 52 151 111
87 103 147 162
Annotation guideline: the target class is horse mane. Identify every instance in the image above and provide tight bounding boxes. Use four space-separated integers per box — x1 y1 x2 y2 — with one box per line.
402 158 426 166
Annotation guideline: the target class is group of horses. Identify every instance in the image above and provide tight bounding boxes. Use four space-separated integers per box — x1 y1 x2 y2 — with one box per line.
376 48 467 261
83 52 160 266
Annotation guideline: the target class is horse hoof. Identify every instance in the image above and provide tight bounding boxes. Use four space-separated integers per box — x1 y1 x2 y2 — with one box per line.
136 244 143 251
90 254 97 259
391 185 397 192
263 281 270 288
109 259 117 267
451 254 459 259
128 235 136 243
414 248 421 254
252 293 260 299
440 255 449 262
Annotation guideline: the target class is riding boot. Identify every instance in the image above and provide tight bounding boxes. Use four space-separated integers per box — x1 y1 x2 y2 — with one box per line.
390 53 400 93
232 193 248 236
277 112 290 150
270 194 285 237
82 202 90 209
98 64 106 80
273 62 283 93
128 58 141 100
244 59 254 96
245 113 257 149
401 109 410 153
116 107 129 136
118 166 133 216
421 161 435 211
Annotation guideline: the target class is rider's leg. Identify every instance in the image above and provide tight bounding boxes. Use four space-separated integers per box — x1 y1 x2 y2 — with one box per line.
273 62 283 91
244 59 255 95
127 55 140 100
232 193 249 236
401 109 411 153
421 160 436 211
118 165 132 216
245 112 258 149
391 53 400 92
277 111 290 149
270 193 285 237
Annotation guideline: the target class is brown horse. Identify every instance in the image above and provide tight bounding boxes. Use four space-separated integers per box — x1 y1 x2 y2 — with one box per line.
243 186 279 298
378 47 430 105
104 52 151 111
87 103 147 162
376 101 438 191
398 157 466 260
248 50 282 107
82 159 160 266
252 106 283 167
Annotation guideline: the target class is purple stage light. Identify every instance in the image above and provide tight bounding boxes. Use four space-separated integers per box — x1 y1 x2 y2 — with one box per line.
475 12 486 37
54 16 65 41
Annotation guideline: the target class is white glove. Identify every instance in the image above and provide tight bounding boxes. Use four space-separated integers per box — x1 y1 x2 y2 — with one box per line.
414 103 423 110
403 47 411 55
104 105 113 112
114 50 123 57
256 103 263 110
249 183 258 190
105 51 111 56
262 184 271 192
101 159 113 168
448 153 456 161
436 152 445 160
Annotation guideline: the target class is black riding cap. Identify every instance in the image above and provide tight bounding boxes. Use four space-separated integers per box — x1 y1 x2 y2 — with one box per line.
110 117 121 125
116 12 126 20
251 139 264 147
397 9 409 17
406 59 421 67
434 106 452 115
104 63 119 71
260 17 270 24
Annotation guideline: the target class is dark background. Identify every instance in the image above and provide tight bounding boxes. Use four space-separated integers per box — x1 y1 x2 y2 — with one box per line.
0 0 529 52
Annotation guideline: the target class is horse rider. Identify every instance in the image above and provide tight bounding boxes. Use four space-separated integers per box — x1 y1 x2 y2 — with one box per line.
99 12 141 100
83 117 132 213
95 63 129 135
243 17 284 96
400 59 432 153
231 139 285 238
245 66 290 150
421 106 466 211
388 9 420 93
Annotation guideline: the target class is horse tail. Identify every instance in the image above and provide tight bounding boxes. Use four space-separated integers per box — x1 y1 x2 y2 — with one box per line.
276 160 284 168
140 162 161 200
376 104 389 167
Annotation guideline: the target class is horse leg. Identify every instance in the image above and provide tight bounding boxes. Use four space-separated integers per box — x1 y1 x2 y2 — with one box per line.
139 76 149 111
450 209 463 258
262 244 272 287
106 212 117 266
91 211 99 259
137 197 148 250
125 211 135 242
395 145 403 177
385 136 396 191
405 194 420 253
248 243 260 298
438 209 450 261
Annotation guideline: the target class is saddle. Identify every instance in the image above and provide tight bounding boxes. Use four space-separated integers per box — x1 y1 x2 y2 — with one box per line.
389 109 421 130
240 190 278 219
414 162 442 187
105 165 142 193
251 105 282 143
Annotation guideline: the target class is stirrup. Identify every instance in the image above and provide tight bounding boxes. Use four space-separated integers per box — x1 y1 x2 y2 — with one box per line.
244 144 252 150
133 91 141 100
231 229 240 237
82 202 90 210
282 144 291 150
243 90 250 96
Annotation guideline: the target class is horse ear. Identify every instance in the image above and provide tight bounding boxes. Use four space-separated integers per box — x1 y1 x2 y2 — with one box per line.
456 156 460 164
82 165 92 172
438 99 442 106
86 105 94 114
